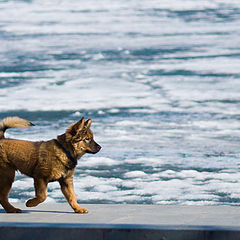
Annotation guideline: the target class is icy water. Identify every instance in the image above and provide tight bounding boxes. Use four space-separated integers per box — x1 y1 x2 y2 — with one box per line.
1 0 240 205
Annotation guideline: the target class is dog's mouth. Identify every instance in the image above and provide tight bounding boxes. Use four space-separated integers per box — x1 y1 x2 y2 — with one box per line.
86 150 96 154
85 149 101 154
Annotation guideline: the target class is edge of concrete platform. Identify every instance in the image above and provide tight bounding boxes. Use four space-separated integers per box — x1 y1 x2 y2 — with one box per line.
1 204 240 240
1 222 240 240
1 223 240 240
1 221 240 231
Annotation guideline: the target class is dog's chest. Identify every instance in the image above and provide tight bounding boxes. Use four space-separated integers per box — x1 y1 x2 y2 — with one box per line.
48 168 71 182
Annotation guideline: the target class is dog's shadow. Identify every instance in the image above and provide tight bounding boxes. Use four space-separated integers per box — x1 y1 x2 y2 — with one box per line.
0 209 73 214
23 210 73 214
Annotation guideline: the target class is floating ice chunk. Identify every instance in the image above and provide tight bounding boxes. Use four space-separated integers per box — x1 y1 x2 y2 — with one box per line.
125 157 163 166
93 53 104 60
124 171 148 178
80 157 119 167
72 111 81 116
108 108 120 113
97 110 104 115
94 184 118 192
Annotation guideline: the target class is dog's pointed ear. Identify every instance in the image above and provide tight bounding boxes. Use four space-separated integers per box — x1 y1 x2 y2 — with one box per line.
85 119 92 129
66 117 85 141
75 117 85 131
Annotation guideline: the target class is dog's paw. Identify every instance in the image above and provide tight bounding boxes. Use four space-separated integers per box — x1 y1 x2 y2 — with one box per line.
75 207 88 214
6 208 22 213
26 198 38 207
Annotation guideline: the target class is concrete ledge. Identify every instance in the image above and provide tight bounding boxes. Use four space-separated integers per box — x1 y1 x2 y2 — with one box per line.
1 204 240 240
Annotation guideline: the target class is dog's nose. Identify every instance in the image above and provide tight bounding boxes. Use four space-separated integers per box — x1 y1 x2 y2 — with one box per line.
97 144 101 151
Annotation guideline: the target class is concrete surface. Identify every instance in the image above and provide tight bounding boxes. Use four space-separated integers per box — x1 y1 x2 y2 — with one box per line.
1 203 240 240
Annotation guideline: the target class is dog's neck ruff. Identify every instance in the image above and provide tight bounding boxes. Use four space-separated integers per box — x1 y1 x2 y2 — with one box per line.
55 140 77 170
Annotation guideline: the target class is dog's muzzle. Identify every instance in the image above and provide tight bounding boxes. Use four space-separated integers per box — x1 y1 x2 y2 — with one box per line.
86 143 101 154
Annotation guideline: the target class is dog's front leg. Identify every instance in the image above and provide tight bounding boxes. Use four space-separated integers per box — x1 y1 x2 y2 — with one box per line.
59 175 88 213
26 178 48 207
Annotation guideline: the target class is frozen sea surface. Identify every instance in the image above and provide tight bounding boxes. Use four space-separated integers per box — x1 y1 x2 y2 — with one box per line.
1 0 240 205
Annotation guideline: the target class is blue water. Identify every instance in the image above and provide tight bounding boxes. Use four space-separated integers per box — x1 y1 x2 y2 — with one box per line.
1 0 240 205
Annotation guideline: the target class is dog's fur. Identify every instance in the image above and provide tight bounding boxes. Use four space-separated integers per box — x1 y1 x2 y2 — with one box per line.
0 116 101 213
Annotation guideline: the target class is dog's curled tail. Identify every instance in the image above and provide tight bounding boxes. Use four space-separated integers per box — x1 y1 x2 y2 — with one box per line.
0 116 34 139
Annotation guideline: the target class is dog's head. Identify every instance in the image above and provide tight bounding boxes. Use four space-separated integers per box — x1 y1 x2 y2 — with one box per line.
65 117 101 157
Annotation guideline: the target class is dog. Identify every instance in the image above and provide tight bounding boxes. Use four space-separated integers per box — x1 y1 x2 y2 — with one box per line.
0 116 101 213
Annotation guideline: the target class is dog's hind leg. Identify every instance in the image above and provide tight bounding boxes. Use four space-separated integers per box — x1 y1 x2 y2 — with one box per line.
26 178 48 207
0 168 22 213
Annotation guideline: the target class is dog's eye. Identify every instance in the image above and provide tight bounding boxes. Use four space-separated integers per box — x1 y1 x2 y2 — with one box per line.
84 138 91 143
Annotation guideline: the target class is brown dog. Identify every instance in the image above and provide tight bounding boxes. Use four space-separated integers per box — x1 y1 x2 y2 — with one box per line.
0 116 101 213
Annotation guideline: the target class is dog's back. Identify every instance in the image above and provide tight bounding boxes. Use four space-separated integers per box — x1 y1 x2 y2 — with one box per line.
0 116 36 173
0 138 41 176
